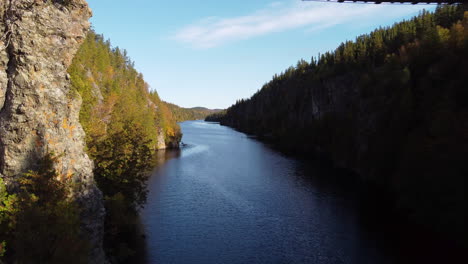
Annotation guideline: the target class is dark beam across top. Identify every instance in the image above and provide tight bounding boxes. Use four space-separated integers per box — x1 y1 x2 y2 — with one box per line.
302 0 461 4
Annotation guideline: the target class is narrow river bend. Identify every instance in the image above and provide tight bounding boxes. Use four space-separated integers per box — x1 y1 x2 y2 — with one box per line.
141 120 440 264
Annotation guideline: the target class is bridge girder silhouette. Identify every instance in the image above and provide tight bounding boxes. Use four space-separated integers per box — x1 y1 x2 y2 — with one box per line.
302 0 461 4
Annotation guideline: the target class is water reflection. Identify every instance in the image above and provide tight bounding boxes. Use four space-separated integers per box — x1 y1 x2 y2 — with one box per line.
153 148 181 167
141 121 465 264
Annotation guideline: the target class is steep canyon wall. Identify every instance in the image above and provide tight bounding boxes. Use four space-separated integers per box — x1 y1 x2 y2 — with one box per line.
0 0 105 262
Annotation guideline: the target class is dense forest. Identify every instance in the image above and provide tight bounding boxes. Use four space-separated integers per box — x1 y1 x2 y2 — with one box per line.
164 102 221 122
68 31 182 262
205 110 227 122
207 5 467 246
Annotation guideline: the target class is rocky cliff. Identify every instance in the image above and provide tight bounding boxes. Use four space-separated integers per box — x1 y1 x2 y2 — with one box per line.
0 0 106 262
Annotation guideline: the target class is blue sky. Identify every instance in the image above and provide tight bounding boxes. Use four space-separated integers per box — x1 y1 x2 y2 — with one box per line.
87 0 433 109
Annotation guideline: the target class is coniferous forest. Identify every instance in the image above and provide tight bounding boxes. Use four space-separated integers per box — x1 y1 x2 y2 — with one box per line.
68 31 184 262
207 5 467 246
1 1 467 263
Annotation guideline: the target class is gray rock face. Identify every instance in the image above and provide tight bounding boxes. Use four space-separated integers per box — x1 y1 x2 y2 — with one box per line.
0 2 7 110
0 0 106 263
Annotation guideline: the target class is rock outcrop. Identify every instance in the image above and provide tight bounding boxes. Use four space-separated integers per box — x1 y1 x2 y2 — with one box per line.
0 0 106 262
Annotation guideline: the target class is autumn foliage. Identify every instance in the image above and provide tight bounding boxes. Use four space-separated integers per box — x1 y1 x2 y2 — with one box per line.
68 31 182 262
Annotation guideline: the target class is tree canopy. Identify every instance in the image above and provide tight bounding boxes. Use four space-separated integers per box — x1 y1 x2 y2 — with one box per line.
214 5 468 246
68 31 182 262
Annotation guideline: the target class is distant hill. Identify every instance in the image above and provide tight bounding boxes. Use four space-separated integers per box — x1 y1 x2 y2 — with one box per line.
165 102 223 122
189 107 208 111
190 106 223 112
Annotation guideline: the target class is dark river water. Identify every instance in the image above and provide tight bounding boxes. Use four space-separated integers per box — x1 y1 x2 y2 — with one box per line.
140 120 458 264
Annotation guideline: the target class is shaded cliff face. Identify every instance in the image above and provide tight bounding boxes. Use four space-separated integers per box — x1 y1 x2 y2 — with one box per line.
0 0 106 262
0 3 7 110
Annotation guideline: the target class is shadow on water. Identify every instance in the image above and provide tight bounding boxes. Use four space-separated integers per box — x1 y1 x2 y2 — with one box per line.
153 148 182 167
225 120 467 263
292 159 467 264
130 217 149 264
133 148 182 264
140 121 466 264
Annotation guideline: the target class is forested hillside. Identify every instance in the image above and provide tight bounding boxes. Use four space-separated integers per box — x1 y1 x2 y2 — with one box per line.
165 102 221 122
210 5 467 245
68 31 181 262
69 31 181 150
205 110 227 122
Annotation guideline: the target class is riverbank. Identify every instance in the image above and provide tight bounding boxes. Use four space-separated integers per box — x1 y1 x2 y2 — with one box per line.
218 118 467 251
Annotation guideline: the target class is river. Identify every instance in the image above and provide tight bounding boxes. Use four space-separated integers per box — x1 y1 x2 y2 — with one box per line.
140 120 456 264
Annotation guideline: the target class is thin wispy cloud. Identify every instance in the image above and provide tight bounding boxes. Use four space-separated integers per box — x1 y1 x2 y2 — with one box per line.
172 1 424 49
